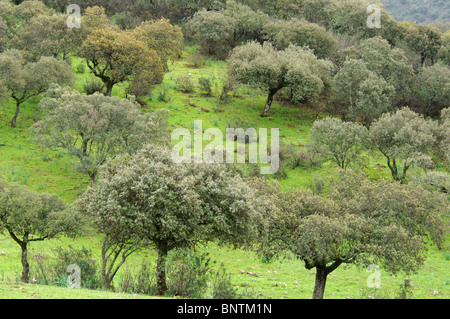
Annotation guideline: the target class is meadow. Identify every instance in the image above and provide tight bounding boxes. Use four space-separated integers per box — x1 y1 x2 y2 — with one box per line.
0 47 448 299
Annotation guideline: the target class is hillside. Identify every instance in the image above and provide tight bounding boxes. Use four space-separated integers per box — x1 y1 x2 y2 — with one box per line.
0 0 449 301
0 51 449 300
381 0 450 24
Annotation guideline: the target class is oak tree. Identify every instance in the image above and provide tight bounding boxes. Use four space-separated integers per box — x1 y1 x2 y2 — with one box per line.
78 145 266 294
11 13 84 61
133 18 183 71
252 170 447 299
369 107 439 183
0 180 82 283
0 49 74 128
309 117 368 169
80 26 164 97
228 41 331 117
30 85 169 185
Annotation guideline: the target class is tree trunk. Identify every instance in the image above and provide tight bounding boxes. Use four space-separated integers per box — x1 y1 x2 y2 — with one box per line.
105 81 114 97
156 242 169 296
11 101 21 128
89 173 96 186
420 52 426 67
102 275 113 291
312 266 328 299
261 89 278 117
20 243 29 283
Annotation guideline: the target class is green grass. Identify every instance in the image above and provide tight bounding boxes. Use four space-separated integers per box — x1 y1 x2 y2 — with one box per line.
0 47 449 299
0 281 163 299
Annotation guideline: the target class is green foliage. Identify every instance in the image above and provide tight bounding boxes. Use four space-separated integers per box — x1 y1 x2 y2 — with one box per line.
187 51 207 68
76 62 86 74
264 17 338 59
337 36 414 107
80 26 164 97
252 169 448 298
0 49 75 127
438 107 450 165
0 16 7 53
332 59 395 124
382 0 450 24
10 13 84 62
133 18 183 71
0 179 83 282
198 77 213 96
166 249 211 298
227 42 332 116
77 144 266 294
117 260 156 295
309 117 369 169
404 24 442 66
176 76 195 93
82 78 104 95
186 9 235 59
413 63 450 117
0 0 53 39
438 31 450 64
30 84 169 184
221 0 269 45
410 171 450 194
369 107 440 183
32 246 102 289
211 263 239 299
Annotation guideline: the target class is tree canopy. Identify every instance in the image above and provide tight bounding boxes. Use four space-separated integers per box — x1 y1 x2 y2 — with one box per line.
332 58 395 124
77 144 267 294
133 18 183 71
264 17 338 59
11 13 84 61
0 49 74 127
80 26 164 97
309 117 369 169
252 169 447 299
369 107 440 183
0 179 83 283
30 85 169 185
228 41 332 117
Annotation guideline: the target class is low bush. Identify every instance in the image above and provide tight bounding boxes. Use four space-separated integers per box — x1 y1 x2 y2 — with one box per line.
83 79 104 95
31 246 102 290
166 249 211 298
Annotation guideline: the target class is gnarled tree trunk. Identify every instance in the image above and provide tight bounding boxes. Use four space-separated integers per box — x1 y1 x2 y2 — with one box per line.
11 101 21 128
261 88 279 117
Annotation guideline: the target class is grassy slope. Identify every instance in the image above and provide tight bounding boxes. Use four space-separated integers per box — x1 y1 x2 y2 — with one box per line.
0 48 449 299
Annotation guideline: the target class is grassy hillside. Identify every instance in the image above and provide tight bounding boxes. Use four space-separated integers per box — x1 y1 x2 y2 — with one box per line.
0 47 449 299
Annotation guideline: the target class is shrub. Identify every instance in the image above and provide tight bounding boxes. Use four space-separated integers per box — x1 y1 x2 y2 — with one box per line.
211 263 238 299
31 246 102 290
118 260 156 295
188 51 206 68
176 76 195 93
76 62 86 74
166 249 211 298
198 77 213 96
217 79 233 103
83 78 104 95
410 171 449 194
155 84 171 102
